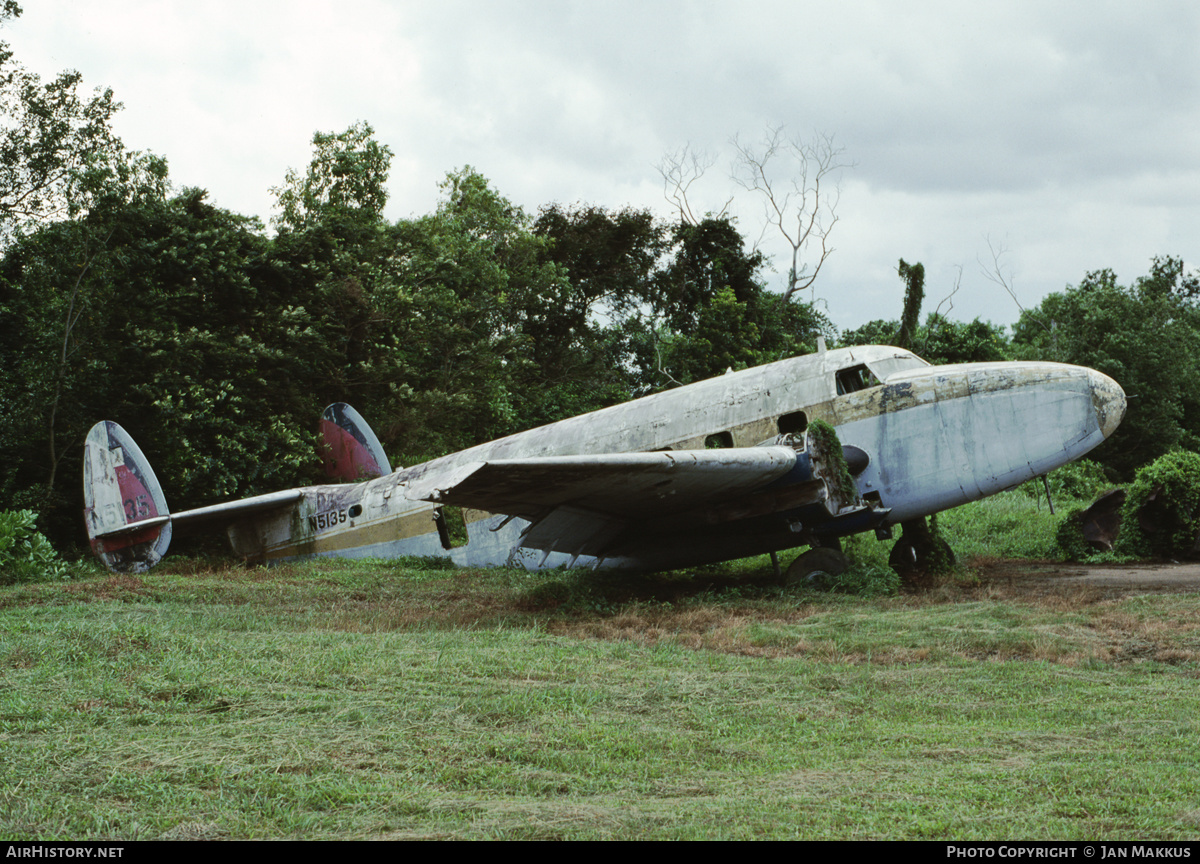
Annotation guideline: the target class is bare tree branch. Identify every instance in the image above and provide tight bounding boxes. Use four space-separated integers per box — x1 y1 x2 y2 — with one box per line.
931 265 963 320
980 236 1053 338
731 126 850 303
655 144 730 226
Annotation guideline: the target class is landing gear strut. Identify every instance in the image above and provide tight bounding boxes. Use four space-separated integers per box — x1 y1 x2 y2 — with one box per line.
888 517 955 585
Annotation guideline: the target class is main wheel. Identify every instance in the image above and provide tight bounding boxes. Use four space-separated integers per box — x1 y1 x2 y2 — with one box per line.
785 546 850 588
889 533 956 585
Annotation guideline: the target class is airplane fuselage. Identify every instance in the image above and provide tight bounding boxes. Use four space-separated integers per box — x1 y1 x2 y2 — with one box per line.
223 346 1125 571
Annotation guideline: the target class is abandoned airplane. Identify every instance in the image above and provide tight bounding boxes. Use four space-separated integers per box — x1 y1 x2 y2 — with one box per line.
83 343 1126 581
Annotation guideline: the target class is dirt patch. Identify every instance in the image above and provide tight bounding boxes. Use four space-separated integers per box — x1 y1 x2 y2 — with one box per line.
544 560 1200 664
969 559 1200 599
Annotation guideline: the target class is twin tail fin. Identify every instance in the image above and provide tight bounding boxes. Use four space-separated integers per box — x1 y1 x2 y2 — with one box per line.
82 421 172 573
83 403 390 573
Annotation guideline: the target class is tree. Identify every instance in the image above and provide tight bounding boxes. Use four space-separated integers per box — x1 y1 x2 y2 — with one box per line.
731 126 849 303
917 315 1009 366
266 123 400 415
895 259 924 350
647 283 829 388
271 121 392 232
629 216 830 390
357 168 575 460
0 4 158 243
529 203 665 420
838 258 1010 365
658 125 850 305
1012 257 1200 478
0 189 328 544
657 145 730 226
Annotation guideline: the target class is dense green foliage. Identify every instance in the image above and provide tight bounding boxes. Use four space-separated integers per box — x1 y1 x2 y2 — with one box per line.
1054 507 1095 563
0 508 68 583
841 312 1009 367
1018 459 1113 504
1114 450 1200 560
1012 258 1200 478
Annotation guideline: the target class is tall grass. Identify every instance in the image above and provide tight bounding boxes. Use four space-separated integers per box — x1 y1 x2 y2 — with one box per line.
3 556 1200 839
837 488 1088 572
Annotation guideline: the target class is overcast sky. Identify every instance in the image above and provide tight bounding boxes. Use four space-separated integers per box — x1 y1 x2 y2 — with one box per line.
7 0 1198 332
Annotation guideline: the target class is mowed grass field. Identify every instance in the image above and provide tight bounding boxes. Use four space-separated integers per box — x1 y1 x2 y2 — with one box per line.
2 494 1199 840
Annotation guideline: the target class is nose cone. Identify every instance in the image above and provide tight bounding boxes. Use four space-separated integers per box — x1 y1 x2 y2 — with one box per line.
1088 368 1126 440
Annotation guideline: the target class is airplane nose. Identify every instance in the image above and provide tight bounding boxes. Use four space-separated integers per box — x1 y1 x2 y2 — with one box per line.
1087 368 1126 440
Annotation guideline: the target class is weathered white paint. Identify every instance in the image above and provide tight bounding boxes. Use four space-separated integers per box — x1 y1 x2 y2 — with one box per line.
85 346 1126 574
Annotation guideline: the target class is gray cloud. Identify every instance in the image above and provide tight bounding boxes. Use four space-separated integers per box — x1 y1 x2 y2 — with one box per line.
6 0 1197 331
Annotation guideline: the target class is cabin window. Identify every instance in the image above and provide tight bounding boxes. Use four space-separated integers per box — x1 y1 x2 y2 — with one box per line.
836 364 881 395
705 431 734 449
434 506 469 550
777 411 808 436
348 504 363 518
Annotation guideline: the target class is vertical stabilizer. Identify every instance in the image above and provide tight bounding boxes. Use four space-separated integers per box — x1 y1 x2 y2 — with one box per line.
319 403 393 481
83 421 172 573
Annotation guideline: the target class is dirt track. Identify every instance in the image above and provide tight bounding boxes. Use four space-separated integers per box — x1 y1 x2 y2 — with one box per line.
973 559 1200 597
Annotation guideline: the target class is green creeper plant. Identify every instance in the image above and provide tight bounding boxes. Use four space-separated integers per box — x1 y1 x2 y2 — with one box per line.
807 418 858 510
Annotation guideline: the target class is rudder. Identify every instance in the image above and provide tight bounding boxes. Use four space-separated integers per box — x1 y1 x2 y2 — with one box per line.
83 421 172 573
319 403 393 481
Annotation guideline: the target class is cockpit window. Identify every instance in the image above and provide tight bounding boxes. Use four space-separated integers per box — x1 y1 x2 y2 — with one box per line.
866 352 931 383
836 364 881 395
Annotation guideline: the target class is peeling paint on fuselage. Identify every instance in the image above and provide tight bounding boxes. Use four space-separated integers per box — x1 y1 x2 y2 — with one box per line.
239 347 1125 571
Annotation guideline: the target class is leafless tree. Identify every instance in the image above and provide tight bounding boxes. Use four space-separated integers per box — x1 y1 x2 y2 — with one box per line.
931 265 963 320
980 236 1053 339
731 126 850 302
656 144 730 226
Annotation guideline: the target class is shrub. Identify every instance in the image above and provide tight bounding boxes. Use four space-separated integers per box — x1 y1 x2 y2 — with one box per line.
1114 450 1200 560
0 510 72 584
1019 460 1113 505
1055 507 1093 561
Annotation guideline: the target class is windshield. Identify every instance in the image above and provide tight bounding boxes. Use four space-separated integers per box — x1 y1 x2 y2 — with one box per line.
867 352 930 383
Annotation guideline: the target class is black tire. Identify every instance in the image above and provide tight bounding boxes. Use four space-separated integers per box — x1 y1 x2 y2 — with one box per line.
888 538 919 574
889 535 956 582
785 546 850 588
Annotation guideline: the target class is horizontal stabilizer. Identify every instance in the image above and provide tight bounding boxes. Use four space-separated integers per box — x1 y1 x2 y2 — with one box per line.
168 490 306 530
92 515 171 539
